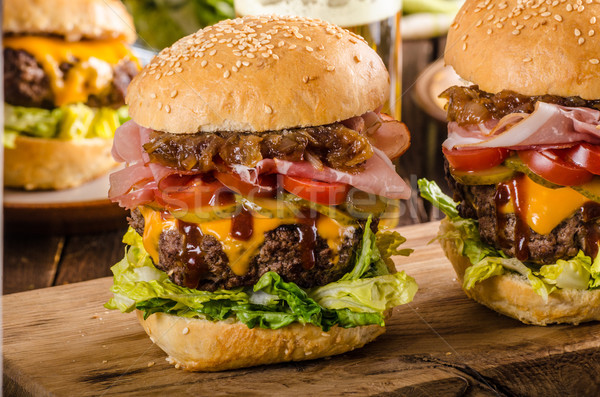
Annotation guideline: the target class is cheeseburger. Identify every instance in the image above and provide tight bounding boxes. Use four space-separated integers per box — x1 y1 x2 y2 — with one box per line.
106 15 417 371
3 0 139 190
420 0 600 325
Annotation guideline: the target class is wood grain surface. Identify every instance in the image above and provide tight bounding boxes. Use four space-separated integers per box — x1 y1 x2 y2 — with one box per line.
4 221 600 397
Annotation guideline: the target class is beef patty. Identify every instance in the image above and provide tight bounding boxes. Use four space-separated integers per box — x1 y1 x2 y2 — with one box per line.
445 161 600 264
129 208 367 291
4 47 137 108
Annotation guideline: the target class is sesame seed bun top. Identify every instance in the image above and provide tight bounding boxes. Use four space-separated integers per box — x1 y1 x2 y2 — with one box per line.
445 0 600 99
3 0 136 43
126 15 390 134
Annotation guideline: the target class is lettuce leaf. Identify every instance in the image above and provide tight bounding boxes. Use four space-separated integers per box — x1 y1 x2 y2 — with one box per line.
106 219 417 331
4 103 129 147
419 178 600 300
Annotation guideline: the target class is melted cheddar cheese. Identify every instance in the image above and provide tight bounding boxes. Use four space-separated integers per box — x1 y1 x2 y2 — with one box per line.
499 175 589 235
139 206 355 277
4 36 138 106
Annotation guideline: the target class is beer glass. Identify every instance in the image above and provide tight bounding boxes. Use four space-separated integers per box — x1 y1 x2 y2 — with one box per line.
234 0 402 120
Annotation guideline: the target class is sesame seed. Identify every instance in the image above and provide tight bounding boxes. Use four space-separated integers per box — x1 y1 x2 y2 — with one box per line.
289 44 297 50
326 65 335 71
579 37 586 45
306 46 314 52
157 102 162 110
462 42 468 50
232 66 238 72
272 54 279 60
303 76 310 83
592 17 597 24
589 30 595 37
590 58 600 64
182 327 190 335
264 104 273 114
201 60 208 67
554 14 563 22
147 362 155 368
216 63 223 68
575 28 582 36
209 49 217 56
223 70 231 78
150 93 157 99
170 90 177 98
512 29 520 35
246 53 255 58
165 105 171 113
523 57 532 62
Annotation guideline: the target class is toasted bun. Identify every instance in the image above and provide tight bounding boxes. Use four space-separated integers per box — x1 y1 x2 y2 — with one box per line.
439 218 600 325
445 0 600 99
126 15 389 134
3 0 136 43
137 311 386 371
4 136 117 190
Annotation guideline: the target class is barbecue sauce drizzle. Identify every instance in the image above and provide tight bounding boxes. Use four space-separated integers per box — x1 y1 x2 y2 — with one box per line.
296 209 318 270
175 206 319 287
495 175 530 261
178 221 209 289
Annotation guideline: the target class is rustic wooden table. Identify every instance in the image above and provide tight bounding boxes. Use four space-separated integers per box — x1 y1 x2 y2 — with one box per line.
2 36 449 295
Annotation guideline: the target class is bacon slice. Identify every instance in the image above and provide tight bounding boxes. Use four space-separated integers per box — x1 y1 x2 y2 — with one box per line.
444 102 600 150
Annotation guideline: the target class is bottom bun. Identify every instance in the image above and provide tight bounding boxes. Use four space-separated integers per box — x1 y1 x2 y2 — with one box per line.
137 311 387 371
4 135 117 190
439 218 600 326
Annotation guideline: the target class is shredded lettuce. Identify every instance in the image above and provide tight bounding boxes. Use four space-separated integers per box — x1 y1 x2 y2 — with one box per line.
106 218 417 331
4 103 129 147
418 178 600 300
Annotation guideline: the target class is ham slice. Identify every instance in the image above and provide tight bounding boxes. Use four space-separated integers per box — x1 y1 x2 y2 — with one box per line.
343 111 411 160
232 148 411 200
444 102 600 150
109 116 412 208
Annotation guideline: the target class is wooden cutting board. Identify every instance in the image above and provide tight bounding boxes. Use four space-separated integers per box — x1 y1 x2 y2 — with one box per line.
4 221 600 397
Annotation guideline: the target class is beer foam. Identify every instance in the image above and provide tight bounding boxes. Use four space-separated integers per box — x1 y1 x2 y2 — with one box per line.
235 0 402 28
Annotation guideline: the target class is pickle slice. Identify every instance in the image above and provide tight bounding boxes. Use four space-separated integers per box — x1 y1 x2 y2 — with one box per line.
503 156 562 189
170 203 240 223
572 177 600 202
450 165 516 185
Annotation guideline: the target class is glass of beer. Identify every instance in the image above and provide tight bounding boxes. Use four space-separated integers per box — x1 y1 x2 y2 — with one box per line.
234 0 402 120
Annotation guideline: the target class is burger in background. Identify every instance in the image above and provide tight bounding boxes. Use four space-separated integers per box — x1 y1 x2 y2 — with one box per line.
3 0 139 190
420 0 600 325
106 15 417 371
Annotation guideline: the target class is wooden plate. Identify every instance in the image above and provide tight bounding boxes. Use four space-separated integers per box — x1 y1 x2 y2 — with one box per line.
4 170 127 234
414 59 464 122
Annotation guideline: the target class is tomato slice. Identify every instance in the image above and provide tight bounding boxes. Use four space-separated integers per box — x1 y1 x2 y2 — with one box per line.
215 171 276 198
519 149 593 186
443 147 510 171
564 143 600 175
154 175 231 210
282 175 350 205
